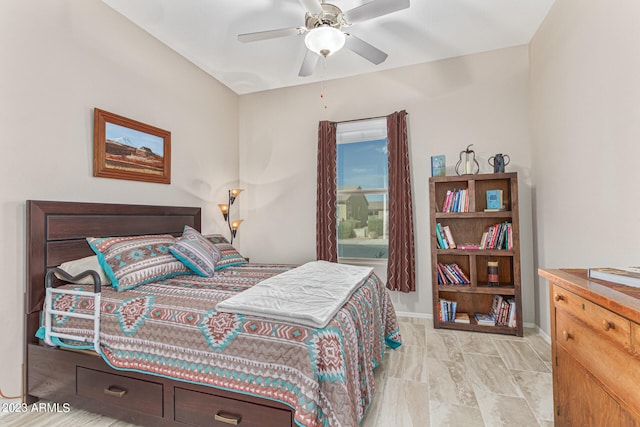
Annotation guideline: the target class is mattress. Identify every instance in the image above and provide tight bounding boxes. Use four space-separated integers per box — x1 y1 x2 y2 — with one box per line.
41 263 402 427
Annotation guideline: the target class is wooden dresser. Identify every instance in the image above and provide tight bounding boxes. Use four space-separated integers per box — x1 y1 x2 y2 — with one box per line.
539 269 640 426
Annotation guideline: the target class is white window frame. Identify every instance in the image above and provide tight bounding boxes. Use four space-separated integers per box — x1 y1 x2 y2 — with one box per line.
336 118 389 266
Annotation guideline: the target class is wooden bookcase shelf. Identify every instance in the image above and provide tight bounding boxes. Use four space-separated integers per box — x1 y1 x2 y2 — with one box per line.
429 172 523 336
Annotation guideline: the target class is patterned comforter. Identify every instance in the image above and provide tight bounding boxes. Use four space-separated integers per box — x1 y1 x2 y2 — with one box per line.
45 263 402 427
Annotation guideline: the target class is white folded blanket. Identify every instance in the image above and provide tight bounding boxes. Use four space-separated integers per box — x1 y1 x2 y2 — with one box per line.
216 261 374 328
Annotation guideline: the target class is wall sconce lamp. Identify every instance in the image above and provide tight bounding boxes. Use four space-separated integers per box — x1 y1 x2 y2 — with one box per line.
218 189 244 243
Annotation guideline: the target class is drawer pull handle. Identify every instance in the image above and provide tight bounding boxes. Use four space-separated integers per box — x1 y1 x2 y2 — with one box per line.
554 294 564 302
601 320 614 331
214 411 241 425
562 330 572 341
103 386 127 398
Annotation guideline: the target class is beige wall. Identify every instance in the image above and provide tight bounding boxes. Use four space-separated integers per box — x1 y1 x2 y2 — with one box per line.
7 0 628 403
530 0 640 334
0 0 238 399
239 46 536 322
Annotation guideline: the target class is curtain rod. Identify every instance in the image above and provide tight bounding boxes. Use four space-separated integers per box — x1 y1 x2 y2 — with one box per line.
336 111 408 125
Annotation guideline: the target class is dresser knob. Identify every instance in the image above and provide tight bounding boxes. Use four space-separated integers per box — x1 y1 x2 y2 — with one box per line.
601 320 614 331
562 330 572 341
554 294 564 302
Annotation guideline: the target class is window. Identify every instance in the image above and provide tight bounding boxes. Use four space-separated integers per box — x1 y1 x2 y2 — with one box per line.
336 118 388 260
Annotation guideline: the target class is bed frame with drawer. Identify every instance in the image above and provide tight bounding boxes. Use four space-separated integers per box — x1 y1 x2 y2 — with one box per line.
25 200 294 427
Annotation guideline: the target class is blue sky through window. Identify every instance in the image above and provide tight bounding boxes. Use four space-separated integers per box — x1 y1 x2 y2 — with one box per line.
337 139 388 190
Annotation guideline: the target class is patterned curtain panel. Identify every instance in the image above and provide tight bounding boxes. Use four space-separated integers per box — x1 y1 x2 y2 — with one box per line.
316 120 338 262
387 111 416 292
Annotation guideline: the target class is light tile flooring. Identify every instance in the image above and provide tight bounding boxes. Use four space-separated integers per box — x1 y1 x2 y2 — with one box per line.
360 316 553 427
0 316 553 426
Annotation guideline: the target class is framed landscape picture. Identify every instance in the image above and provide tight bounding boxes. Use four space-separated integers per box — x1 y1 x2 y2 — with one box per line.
93 108 171 184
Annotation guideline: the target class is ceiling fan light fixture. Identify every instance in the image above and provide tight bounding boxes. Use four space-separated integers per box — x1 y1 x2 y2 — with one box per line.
304 26 345 57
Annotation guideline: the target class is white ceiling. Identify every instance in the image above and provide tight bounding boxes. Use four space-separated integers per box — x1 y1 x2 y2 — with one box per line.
103 0 555 95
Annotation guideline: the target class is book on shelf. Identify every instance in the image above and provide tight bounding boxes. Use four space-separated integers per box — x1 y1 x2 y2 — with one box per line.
507 299 517 328
486 189 504 210
442 188 469 213
454 312 470 324
442 225 456 249
474 312 496 326
458 244 480 250
435 223 448 249
435 223 457 250
431 155 446 177
588 267 640 288
491 295 503 317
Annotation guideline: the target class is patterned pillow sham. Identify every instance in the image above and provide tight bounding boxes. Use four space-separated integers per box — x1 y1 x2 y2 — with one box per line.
204 234 229 244
204 234 247 270
214 242 248 270
170 226 221 277
87 234 191 291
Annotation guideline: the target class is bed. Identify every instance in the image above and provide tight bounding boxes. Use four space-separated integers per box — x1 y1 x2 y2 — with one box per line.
25 200 401 427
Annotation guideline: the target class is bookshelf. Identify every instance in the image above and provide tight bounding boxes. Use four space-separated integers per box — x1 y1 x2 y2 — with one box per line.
429 172 523 336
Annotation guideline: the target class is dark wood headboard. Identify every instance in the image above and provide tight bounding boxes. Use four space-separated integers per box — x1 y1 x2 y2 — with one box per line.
25 200 201 345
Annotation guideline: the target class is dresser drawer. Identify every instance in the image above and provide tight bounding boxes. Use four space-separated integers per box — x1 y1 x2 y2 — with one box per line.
553 283 631 350
174 387 293 427
76 367 163 417
555 310 640 412
633 322 640 355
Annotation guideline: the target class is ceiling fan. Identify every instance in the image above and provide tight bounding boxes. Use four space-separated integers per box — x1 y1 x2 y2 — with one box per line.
237 0 410 77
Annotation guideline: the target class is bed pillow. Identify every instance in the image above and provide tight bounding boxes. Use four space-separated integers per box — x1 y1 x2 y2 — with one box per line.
54 255 111 285
87 234 191 291
204 234 247 270
204 234 229 244
214 242 248 270
170 226 221 277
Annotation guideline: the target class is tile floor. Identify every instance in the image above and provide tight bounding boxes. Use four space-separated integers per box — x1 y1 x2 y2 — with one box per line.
0 316 553 426
360 316 553 427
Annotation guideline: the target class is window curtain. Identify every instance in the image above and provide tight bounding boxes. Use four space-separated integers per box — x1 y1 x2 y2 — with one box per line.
386 110 416 292
316 120 338 262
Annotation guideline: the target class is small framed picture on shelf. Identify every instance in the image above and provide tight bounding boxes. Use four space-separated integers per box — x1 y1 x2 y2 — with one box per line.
431 155 446 177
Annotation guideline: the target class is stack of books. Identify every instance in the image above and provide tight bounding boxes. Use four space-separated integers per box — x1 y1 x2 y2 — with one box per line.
438 298 457 322
480 222 513 250
588 267 640 288
442 188 469 213
491 295 517 327
436 262 471 285
438 298 471 324
435 222 456 249
474 313 495 326
454 312 470 324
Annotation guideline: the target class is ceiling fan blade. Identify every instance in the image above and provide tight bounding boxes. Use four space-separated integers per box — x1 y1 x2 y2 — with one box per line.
298 0 323 15
299 50 319 77
344 0 410 24
344 34 388 65
238 27 306 43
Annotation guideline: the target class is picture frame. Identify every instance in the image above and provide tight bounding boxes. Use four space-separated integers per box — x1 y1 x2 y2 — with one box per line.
93 108 171 184
430 154 446 177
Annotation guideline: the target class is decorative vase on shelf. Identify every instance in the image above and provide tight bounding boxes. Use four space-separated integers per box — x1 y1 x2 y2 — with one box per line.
455 144 479 175
488 153 510 173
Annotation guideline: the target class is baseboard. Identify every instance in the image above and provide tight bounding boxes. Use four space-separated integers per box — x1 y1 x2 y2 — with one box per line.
395 312 550 342
395 311 432 319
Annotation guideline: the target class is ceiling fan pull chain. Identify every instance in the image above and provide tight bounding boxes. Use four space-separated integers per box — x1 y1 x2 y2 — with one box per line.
320 56 328 109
